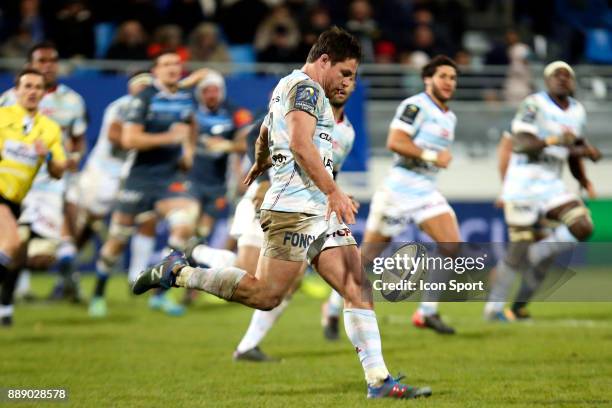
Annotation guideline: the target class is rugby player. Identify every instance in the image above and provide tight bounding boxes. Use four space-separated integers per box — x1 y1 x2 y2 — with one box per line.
232 74 357 361
88 51 199 317
362 55 460 334
133 27 432 399
484 61 601 320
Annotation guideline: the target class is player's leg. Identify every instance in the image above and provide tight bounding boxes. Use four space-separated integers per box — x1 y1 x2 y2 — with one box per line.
0 204 22 326
314 242 431 399
484 200 538 320
88 211 135 317
133 210 306 310
127 213 157 285
413 201 460 334
511 198 592 315
153 197 199 315
234 262 305 361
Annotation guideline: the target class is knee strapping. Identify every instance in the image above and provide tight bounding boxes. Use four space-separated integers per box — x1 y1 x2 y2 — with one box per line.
508 227 535 243
28 238 59 258
560 206 591 227
108 221 135 243
166 207 198 228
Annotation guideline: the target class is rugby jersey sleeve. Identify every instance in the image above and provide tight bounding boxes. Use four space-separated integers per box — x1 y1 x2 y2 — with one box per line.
71 93 88 136
284 79 322 119
511 95 539 135
123 90 149 125
389 99 426 136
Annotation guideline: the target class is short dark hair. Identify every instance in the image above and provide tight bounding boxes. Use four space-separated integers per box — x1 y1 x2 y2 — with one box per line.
14 68 44 87
307 26 361 64
421 55 458 79
27 41 58 62
153 50 180 66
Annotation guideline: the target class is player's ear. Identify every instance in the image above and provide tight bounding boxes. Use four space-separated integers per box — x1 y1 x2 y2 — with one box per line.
424 76 432 88
319 54 331 69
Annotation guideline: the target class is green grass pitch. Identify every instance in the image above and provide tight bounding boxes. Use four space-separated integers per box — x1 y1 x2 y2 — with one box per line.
2 274 612 407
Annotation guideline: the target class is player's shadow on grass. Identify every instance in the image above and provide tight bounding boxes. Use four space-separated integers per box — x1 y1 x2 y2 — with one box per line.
44 314 134 326
261 380 363 396
276 348 353 359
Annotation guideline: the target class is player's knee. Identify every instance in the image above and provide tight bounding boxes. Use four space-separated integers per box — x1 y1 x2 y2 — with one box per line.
561 206 592 241
568 218 593 241
108 221 135 244
438 242 460 257
166 206 198 229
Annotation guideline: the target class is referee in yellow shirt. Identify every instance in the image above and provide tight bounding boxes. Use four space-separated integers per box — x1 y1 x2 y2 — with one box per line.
0 68 66 326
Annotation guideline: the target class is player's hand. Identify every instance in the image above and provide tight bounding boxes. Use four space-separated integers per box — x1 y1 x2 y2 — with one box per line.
435 149 452 168
178 155 193 172
169 123 191 144
326 187 358 225
205 136 234 153
243 160 272 186
349 195 360 211
494 196 504 208
178 68 211 89
252 180 271 210
586 144 602 162
582 179 597 199
33 139 49 159
560 131 577 145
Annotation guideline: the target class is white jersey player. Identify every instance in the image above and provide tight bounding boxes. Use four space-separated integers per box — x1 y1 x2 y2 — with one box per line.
133 28 431 399
363 55 460 335
485 61 601 320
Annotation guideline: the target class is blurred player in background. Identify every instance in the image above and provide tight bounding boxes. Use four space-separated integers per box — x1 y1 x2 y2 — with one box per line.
88 51 198 317
0 69 66 326
484 61 601 320
0 41 87 302
134 27 432 399
362 55 459 334
232 74 357 361
190 71 251 240
62 72 155 297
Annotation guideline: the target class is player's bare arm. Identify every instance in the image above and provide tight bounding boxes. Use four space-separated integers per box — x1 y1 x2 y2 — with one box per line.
386 128 452 168
179 115 197 171
34 140 65 179
497 132 513 181
287 110 356 224
107 120 123 147
244 122 271 185
122 122 188 150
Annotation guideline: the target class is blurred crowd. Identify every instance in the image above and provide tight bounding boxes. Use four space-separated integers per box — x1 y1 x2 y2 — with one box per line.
2 0 610 64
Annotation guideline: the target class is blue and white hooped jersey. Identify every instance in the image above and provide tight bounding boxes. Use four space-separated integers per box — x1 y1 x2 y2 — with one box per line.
503 91 587 201
0 84 87 194
384 92 456 197
83 95 131 180
261 70 335 216
332 113 355 173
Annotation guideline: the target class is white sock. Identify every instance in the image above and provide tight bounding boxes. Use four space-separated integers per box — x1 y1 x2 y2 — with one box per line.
484 260 519 314
236 298 291 353
176 265 246 300
418 301 438 316
15 270 31 297
343 308 390 387
128 234 155 284
192 244 237 269
0 304 14 317
327 289 344 317
528 225 578 265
